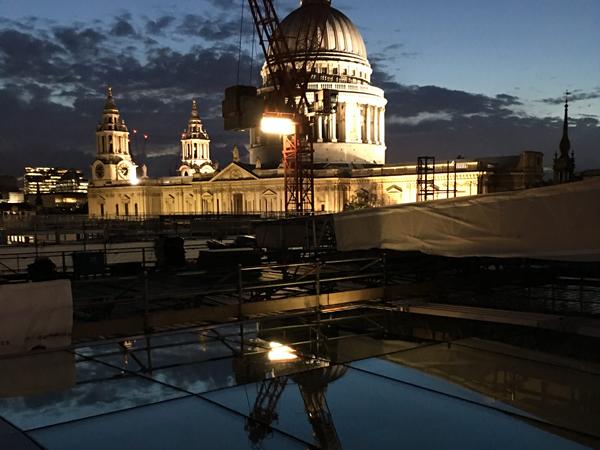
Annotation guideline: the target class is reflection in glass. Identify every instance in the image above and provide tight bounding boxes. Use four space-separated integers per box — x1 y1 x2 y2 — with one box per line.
231 334 347 449
0 357 184 431
30 396 306 450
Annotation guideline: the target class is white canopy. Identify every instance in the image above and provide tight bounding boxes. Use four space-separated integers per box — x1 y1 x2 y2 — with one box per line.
334 178 600 262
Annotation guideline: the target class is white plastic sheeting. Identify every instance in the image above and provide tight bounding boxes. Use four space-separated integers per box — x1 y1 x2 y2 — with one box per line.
334 178 600 261
0 279 72 355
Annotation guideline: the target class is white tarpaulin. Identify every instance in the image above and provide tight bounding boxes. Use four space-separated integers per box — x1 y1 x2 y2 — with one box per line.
0 279 73 355
334 178 600 261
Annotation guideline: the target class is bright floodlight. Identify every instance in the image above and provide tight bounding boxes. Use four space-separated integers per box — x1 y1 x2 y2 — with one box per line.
260 116 295 135
130 173 140 186
267 341 298 362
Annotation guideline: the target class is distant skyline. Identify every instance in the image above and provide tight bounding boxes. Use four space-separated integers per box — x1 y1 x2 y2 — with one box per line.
0 0 598 175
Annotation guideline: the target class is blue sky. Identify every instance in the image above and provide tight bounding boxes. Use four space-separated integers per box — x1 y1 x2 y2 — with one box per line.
365 0 600 114
3 0 598 113
0 0 598 173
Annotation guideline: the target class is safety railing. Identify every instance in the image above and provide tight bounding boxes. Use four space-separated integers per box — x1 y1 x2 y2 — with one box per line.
70 256 387 325
0 243 209 276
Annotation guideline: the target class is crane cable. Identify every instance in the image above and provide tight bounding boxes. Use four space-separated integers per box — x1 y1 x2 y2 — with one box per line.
249 20 256 85
236 0 245 85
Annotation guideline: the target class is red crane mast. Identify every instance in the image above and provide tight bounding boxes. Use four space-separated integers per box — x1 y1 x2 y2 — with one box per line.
245 0 329 215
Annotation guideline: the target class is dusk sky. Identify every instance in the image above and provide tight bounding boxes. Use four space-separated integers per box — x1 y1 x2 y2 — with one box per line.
0 0 598 176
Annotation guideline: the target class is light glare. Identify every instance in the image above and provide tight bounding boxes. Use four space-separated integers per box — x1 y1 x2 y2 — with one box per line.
260 116 295 135
267 341 298 362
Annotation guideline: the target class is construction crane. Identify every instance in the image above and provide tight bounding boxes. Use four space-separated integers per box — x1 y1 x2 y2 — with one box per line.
223 0 333 215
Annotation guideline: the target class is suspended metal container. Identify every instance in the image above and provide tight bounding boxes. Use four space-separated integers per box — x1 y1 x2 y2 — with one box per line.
222 85 264 131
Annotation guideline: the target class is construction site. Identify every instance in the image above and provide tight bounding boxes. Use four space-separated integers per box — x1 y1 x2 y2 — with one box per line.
2 175 600 448
1 0 600 449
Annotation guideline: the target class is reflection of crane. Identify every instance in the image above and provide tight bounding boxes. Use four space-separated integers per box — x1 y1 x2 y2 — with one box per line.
236 347 346 449
294 367 344 450
225 0 334 215
245 376 288 446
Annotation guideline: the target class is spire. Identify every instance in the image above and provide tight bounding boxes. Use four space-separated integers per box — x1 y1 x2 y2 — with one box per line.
190 99 200 119
182 99 209 140
553 91 575 183
559 91 570 158
104 85 118 112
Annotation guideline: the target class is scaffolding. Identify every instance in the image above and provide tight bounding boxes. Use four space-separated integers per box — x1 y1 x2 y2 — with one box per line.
444 160 458 199
417 157 458 202
416 156 436 202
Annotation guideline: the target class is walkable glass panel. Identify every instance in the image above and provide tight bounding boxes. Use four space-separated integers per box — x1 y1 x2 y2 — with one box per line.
205 365 588 450
0 351 184 431
30 396 308 450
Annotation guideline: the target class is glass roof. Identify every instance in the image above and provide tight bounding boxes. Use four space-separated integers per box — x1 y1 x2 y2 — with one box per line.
1 314 598 449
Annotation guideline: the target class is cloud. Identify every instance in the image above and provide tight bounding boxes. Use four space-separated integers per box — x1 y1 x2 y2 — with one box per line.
145 16 175 35
111 17 137 37
384 110 600 169
369 43 420 66
0 13 254 176
178 13 252 42
0 29 65 80
0 11 598 179
541 88 600 105
388 111 454 126
54 26 105 57
211 0 238 11
368 66 600 169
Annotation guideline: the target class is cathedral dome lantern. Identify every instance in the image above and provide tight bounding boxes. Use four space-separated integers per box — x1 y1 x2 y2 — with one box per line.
179 100 214 177
251 0 387 167
97 87 129 133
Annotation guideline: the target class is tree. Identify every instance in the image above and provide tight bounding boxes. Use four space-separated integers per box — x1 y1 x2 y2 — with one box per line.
344 188 379 210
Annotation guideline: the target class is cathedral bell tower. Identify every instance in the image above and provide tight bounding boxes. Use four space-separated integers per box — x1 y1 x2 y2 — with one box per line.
91 87 138 185
179 100 214 176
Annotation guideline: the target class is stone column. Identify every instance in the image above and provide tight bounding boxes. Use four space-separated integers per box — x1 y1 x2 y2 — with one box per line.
376 107 382 144
331 112 338 142
366 106 372 144
356 106 363 143
317 116 323 142
379 108 385 144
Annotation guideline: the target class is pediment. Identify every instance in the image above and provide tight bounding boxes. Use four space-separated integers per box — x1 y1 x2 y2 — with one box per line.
210 163 258 182
386 185 403 193
262 189 277 197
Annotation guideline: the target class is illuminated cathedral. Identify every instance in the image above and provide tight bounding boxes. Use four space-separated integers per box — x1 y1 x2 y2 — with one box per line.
88 0 542 218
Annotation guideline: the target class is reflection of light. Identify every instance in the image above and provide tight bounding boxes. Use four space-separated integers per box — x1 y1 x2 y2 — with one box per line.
268 341 298 362
122 339 134 349
130 173 139 186
260 116 295 135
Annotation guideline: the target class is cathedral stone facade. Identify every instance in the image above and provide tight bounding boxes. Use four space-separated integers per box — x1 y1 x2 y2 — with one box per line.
88 0 544 219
